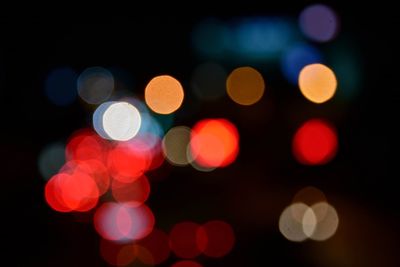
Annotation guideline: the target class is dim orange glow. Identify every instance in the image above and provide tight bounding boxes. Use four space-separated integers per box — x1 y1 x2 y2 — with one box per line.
292 119 338 165
145 75 184 114
190 118 239 168
292 186 327 206
226 66 265 105
298 63 337 103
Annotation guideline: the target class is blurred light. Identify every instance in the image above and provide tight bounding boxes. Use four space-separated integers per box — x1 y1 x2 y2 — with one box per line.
172 261 203 267
100 238 136 266
191 62 227 101
292 119 338 165
328 43 363 101
162 126 192 166
136 229 171 265
231 17 299 61
302 207 317 237
279 203 309 242
281 43 323 84
199 220 235 258
226 66 265 106
191 18 230 59
298 63 337 104
111 175 150 207
169 222 205 259
45 169 100 212
299 4 339 42
65 128 109 163
292 186 327 206
94 202 155 243
45 67 78 106
38 142 65 180
93 101 141 141
190 118 239 168
77 66 114 105
61 159 110 196
308 202 339 241
107 141 152 183
144 75 184 115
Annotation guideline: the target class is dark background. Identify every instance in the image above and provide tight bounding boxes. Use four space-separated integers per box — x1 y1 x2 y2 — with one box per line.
2 2 399 266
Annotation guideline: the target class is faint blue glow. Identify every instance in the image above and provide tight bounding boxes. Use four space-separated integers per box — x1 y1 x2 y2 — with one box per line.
231 17 299 61
299 4 339 42
281 43 323 84
328 42 363 100
38 142 65 180
191 62 227 101
77 66 114 105
45 68 78 106
192 18 230 59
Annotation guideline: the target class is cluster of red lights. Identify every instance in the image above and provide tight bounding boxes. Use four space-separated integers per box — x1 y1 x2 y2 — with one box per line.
44 124 236 266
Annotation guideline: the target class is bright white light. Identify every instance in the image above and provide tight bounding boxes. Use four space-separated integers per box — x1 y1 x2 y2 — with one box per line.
279 203 309 242
302 207 317 237
309 202 339 241
93 101 141 141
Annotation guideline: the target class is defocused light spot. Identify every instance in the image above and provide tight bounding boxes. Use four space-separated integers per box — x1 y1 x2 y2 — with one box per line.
65 128 109 163
292 119 338 165
136 229 170 265
38 142 65 180
77 66 114 105
299 4 339 42
302 208 317 237
93 101 141 141
226 67 265 105
187 147 217 172
298 63 337 104
281 43 323 84
328 42 363 101
111 176 150 207
231 17 298 61
169 222 205 259
61 159 110 196
308 202 339 241
100 238 136 266
292 186 327 206
94 202 155 243
192 18 230 59
45 67 78 106
279 203 309 242
145 75 184 115
172 261 203 267
198 220 235 258
190 118 239 168
45 173 73 212
107 141 152 183
191 62 227 101
162 126 192 166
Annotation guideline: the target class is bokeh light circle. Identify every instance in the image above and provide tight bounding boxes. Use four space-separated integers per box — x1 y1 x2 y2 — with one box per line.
145 75 184 114
77 66 114 105
298 63 337 104
162 126 192 166
226 66 265 105
93 101 141 141
190 118 239 168
292 119 338 165
299 4 339 42
198 220 235 258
